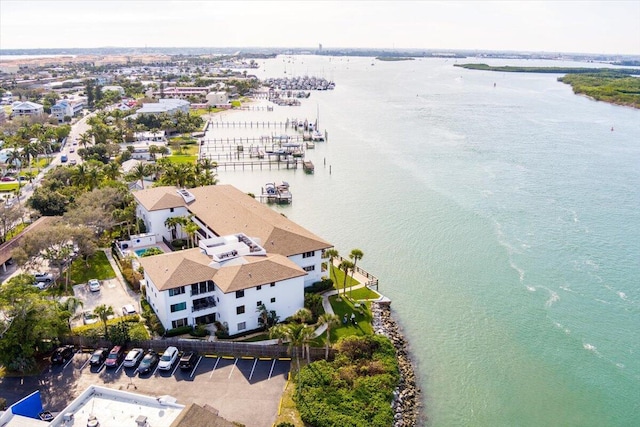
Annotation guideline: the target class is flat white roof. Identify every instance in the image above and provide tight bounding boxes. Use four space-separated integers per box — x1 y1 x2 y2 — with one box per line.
49 385 184 427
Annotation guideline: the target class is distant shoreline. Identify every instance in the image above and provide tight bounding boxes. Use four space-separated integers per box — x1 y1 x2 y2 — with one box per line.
455 63 640 109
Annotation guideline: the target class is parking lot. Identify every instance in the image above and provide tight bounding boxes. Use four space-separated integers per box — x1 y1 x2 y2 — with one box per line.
72 276 139 325
0 348 290 427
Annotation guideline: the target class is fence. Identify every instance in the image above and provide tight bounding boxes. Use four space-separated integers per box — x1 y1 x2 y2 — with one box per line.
62 336 331 360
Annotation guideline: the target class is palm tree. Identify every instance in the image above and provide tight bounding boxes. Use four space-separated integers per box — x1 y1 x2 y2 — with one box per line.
338 260 354 297
164 216 182 240
317 313 339 360
348 248 364 296
102 161 122 181
324 248 339 287
270 322 315 372
126 162 150 189
184 218 200 248
78 132 92 149
71 164 89 188
93 304 114 337
58 297 84 329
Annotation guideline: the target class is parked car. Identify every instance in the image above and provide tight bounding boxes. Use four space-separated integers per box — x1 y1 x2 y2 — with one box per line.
70 159 77 165
88 279 101 292
123 348 144 368
122 304 136 316
0 176 15 182
158 346 179 370
34 272 54 283
89 348 108 366
179 351 198 370
82 311 98 325
51 345 74 364
104 345 124 368
33 281 50 290
104 346 125 368
61 155 68 163
137 350 159 374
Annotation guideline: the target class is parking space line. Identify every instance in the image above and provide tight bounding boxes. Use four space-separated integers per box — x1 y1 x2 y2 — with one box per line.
152 365 160 376
222 355 235 360
249 358 258 380
116 361 125 374
268 359 276 380
62 353 76 370
80 358 90 370
190 356 202 378
205 354 218 358
279 357 292 361
258 357 271 361
240 356 253 360
209 357 220 379
228 358 238 379
171 362 179 376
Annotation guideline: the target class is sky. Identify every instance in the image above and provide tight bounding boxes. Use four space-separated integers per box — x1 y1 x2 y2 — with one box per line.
1 0 639 55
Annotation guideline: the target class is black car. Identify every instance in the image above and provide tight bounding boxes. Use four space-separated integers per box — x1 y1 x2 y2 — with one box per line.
137 350 159 375
89 348 109 366
51 345 74 364
179 351 198 370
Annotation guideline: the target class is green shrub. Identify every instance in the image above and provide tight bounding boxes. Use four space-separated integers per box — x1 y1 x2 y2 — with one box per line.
305 278 334 294
190 325 209 337
165 325 193 337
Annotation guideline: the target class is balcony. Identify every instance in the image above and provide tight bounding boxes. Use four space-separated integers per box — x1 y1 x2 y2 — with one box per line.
192 296 217 312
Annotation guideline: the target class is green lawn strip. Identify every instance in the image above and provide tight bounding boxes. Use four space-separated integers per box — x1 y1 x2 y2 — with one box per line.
166 154 197 164
346 286 380 301
330 264 360 293
6 222 27 240
0 183 19 192
69 251 116 284
328 295 373 341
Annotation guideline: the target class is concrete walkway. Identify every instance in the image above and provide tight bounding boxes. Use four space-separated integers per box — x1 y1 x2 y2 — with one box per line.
102 248 139 299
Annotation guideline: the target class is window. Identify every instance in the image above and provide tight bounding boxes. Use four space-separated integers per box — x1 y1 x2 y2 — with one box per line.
256 285 262 290
303 265 315 272
169 286 185 296
270 297 276 303
170 208 174 213
171 318 187 328
236 290 245 298
170 302 186 313
236 305 245 315
270 282 275 287
256 301 262 307
237 322 246 331
302 251 315 258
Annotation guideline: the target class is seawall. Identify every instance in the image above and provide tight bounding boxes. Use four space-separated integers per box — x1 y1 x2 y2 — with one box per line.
372 301 423 427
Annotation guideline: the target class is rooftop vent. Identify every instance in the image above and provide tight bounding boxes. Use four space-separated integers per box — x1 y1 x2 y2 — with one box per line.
135 415 148 426
176 188 195 204
87 415 99 427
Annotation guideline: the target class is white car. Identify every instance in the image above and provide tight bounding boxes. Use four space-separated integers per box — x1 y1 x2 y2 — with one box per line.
82 311 98 325
88 279 101 292
122 304 136 316
158 346 179 370
123 348 144 368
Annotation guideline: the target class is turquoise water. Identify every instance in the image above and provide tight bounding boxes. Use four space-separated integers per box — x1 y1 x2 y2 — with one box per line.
134 247 160 257
214 56 640 426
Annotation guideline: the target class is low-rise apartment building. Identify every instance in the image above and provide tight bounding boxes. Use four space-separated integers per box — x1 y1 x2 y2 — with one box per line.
133 185 332 335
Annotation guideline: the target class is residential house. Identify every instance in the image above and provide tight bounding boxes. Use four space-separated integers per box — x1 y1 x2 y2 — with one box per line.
133 185 332 334
205 91 229 107
50 95 86 123
11 101 44 118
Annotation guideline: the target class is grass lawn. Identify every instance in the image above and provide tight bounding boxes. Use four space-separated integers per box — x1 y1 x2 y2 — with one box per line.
326 295 373 341
5 222 27 240
329 264 360 293
346 286 380 301
273 371 305 427
0 183 19 192
68 250 116 284
165 154 197 164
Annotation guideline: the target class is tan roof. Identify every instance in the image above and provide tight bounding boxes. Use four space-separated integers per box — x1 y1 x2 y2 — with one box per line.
135 185 332 257
170 403 235 427
139 248 306 293
138 248 216 291
212 253 307 293
132 186 185 211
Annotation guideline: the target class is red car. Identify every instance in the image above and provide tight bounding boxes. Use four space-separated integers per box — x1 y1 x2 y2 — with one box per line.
104 346 125 368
